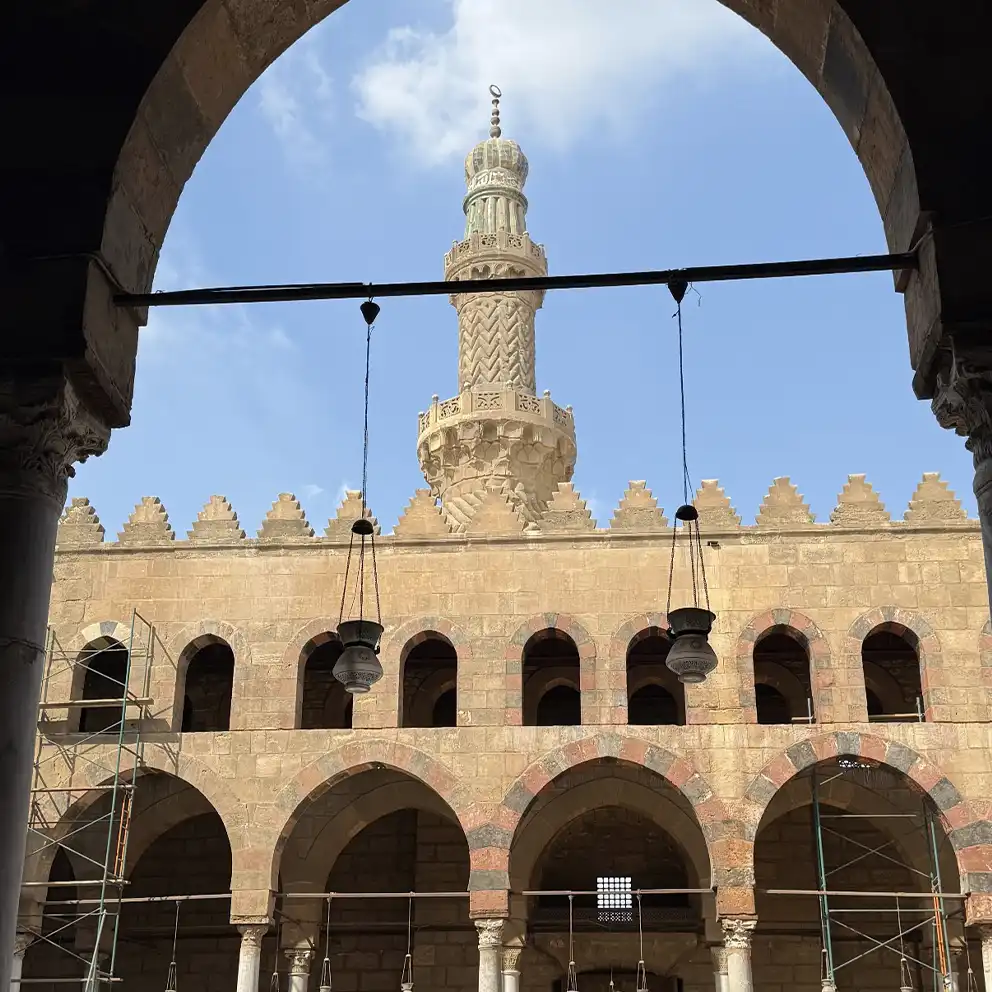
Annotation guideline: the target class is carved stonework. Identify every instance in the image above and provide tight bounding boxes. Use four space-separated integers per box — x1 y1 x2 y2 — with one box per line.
539 482 596 532
721 917 757 950
418 396 576 532
610 481 667 531
285 948 312 975
502 944 524 971
756 477 814 528
14 932 33 956
455 290 540 394
58 497 105 546
239 925 269 947
931 343 992 464
259 494 314 542
118 496 175 546
188 495 245 544
830 474 890 526
904 472 967 523
694 480 741 530
475 918 505 948
325 490 379 540
0 374 109 503
394 489 450 538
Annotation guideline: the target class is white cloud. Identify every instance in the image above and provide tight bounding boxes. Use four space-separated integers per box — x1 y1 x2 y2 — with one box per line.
302 483 325 499
353 0 768 165
257 40 335 172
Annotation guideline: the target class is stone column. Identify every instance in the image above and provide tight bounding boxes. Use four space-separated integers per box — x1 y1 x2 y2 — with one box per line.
0 375 108 991
284 948 311 992
501 944 522 992
710 944 728 992
931 344 992 614
475 919 504 992
237 926 268 992
721 919 756 992
9 934 30 992
979 926 992 992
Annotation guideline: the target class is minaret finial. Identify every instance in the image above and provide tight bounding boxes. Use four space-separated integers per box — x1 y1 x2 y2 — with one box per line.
489 84 502 138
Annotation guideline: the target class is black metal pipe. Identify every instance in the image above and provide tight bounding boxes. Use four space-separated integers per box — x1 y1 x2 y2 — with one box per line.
114 250 918 309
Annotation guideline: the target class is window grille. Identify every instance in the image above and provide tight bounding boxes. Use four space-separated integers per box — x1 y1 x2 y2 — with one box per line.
597 876 633 923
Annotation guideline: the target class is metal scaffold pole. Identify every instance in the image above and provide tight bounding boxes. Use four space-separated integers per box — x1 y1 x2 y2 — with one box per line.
811 767 837 991
19 609 155 989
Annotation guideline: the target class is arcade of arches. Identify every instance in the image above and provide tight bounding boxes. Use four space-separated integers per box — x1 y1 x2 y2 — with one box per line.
15 748 988 992
6 1 992 990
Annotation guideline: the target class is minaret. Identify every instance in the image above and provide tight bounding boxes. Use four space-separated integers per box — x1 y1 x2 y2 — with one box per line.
417 86 577 532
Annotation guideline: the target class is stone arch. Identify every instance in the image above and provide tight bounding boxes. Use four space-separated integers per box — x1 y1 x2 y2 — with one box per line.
739 731 992 901
60 620 137 733
736 609 829 723
506 613 596 726
379 616 472 728
464 733 731 901
607 613 668 725
97 0 921 321
281 617 347 728
847 607 940 719
167 620 249 731
66 620 134 657
252 739 467 896
21 751 245 912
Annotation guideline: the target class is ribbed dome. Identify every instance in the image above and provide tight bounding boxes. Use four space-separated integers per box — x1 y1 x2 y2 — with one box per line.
464 138 529 190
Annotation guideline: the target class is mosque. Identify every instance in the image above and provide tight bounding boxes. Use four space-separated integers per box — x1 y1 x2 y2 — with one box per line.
16 93 992 992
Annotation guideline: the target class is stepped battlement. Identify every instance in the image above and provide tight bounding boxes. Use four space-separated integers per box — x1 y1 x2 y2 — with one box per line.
58 473 975 550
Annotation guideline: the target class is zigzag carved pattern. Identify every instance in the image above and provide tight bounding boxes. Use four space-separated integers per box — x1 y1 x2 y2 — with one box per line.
458 295 536 393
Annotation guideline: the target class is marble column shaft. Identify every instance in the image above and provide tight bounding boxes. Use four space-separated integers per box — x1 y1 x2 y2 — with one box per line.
476 920 504 992
237 926 268 992
0 375 108 992
721 919 756 992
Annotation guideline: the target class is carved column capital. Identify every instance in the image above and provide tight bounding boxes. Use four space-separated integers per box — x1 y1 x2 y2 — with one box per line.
285 948 312 975
931 344 992 465
14 931 34 955
475 918 505 948
238 924 269 947
0 373 109 504
502 944 524 971
721 917 757 950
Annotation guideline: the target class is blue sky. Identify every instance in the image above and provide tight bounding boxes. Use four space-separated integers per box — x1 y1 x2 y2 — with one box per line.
70 0 977 536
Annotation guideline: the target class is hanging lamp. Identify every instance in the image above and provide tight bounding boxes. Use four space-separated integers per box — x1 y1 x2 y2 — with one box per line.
319 897 333 992
634 894 648 992
164 901 180 992
400 896 414 992
663 279 718 685
334 300 385 693
565 895 579 992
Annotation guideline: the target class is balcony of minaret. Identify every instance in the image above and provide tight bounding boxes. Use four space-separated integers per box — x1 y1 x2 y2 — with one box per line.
444 230 546 282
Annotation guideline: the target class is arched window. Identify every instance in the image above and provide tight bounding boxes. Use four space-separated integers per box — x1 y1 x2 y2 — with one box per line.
300 636 353 730
753 627 814 725
862 626 924 722
76 637 129 735
180 639 234 732
523 630 581 727
401 634 458 728
626 629 684 725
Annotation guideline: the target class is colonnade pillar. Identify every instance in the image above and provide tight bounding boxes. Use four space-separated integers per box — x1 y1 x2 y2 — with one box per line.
9 934 30 992
501 944 522 992
0 374 109 989
710 945 728 992
720 919 756 992
285 948 311 992
236 925 268 992
475 920 504 992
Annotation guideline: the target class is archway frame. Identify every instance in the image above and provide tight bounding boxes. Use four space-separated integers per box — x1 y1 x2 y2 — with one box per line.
847 607 942 721
167 619 248 732
507 614 595 727
392 624 462 728
735 609 828 723
738 730 992 923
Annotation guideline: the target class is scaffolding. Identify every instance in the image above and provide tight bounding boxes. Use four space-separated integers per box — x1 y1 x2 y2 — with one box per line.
801 759 960 992
19 609 155 987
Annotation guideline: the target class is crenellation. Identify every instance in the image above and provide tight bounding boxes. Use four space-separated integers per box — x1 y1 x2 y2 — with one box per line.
258 493 315 542
756 478 815 529
905 471 969 523
117 496 175 546
324 489 380 539
188 495 245 544
610 481 668 531
57 497 105 546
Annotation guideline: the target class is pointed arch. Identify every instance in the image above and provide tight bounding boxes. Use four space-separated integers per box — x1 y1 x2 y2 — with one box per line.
739 731 992 899
847 607 940 720
168 620 247 732
505 614 596 726
736 609 829 723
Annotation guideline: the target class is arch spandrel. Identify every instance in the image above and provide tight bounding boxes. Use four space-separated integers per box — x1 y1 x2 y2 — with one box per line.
250 738 469 894
738 731 992 903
